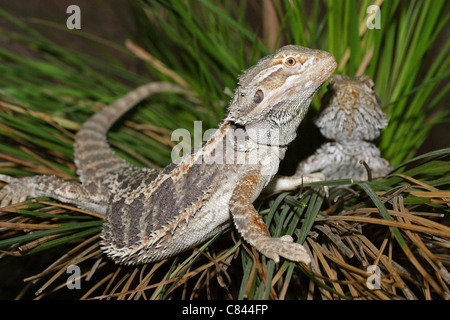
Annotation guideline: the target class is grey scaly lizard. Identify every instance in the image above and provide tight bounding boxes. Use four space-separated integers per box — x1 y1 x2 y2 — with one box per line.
295 75 392 181
0 45 336 265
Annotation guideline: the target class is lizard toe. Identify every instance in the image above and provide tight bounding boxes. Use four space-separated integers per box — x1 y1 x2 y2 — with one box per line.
276 240 311 265
0 188 14 207
279 235 294 243
256 237 311 265
0 174 19 184
0 177 34 207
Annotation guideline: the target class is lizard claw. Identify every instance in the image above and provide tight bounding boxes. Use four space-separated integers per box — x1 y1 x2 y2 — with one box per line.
257 236 311 265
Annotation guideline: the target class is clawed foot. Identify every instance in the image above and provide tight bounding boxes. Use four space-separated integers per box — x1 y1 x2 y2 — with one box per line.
0 174 34 207
256 235 311 265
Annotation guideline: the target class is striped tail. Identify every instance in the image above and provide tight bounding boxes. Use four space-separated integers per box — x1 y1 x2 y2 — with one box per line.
74 82 187 184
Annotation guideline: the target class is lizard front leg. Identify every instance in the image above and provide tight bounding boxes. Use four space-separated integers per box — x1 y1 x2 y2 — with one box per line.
263 172 326 194
0 174 108 214
229 169 311 264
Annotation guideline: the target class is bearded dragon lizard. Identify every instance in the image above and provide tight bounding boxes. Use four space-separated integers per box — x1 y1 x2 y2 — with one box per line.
295 75 392 181
0 45 336 265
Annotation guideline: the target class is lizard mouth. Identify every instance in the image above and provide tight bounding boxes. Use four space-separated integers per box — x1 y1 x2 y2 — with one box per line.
310 54 338 85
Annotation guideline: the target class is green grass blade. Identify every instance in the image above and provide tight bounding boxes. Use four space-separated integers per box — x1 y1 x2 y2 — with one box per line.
358 182 407 248
297 189 324 243
28 227 102 254
0 220 103 248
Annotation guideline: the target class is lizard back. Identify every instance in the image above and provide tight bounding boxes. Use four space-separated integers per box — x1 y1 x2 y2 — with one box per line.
0 45 337 266
100 121 239 264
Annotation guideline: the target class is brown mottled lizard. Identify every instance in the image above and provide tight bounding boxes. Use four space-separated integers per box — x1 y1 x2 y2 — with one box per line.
295 75 392 181
0 45 336 265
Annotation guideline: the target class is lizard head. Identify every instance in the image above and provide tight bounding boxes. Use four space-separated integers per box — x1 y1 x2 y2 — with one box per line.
225 45 336 146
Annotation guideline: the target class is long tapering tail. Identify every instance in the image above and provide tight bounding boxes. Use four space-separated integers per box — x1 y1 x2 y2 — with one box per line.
74 82 187 184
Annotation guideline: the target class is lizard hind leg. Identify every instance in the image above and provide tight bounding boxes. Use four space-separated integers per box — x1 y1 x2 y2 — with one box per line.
0 174 108 215
229 169 311 265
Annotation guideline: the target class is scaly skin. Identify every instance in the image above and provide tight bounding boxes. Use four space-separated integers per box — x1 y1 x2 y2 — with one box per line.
0 46 336 265
296 75 392 181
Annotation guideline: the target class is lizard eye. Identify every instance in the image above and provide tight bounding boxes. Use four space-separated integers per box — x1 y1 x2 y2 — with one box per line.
285 57 297 66
254 89 264 104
